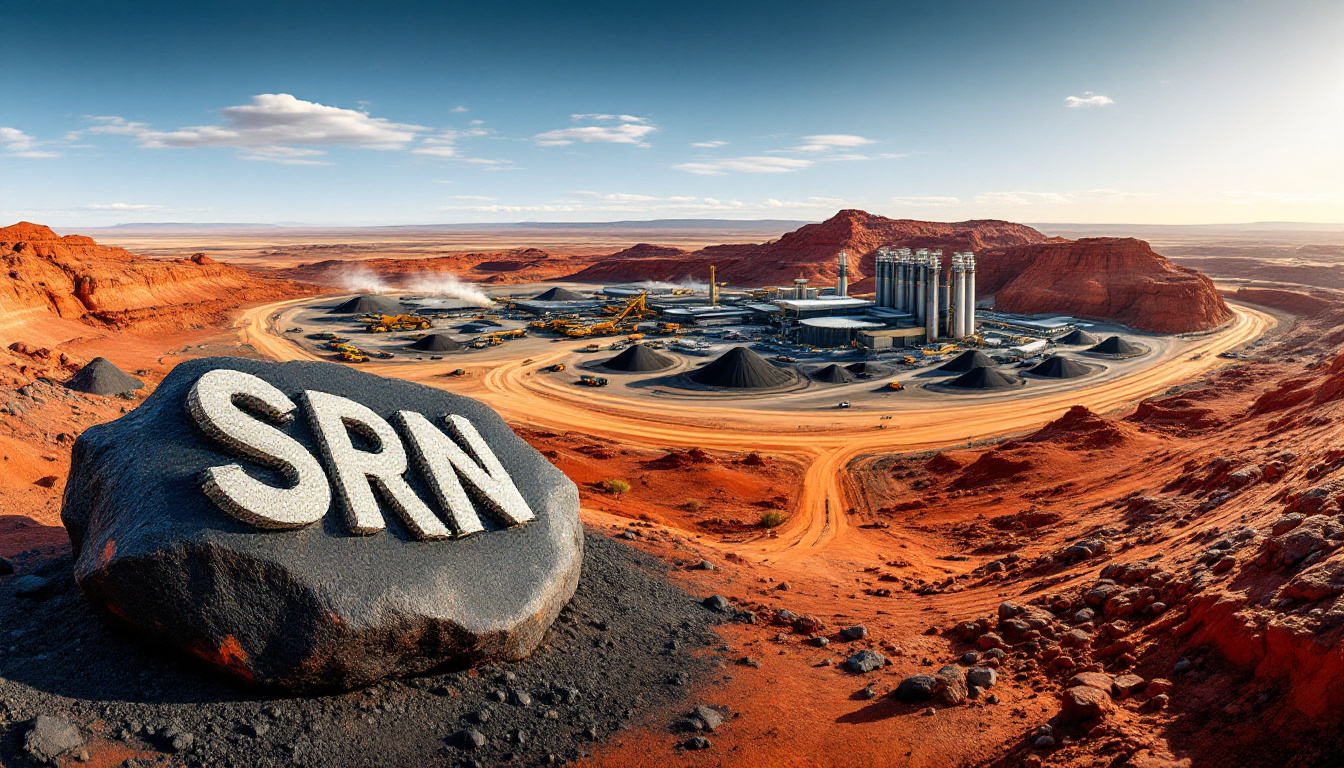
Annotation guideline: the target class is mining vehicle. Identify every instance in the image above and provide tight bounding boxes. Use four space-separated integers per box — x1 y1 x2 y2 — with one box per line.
374 350 394 359
774 355 797 363
544 364 566 372
901 356 920 365
583 343 601 352
887 381 905 391
565 293 650 337
626 333 646 342
367 314 433 333
837 401 852 408
656 322 681 334
577 375 609 387
448 368 467 377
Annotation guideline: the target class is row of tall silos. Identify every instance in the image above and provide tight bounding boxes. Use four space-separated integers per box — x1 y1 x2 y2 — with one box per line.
872 247 977 342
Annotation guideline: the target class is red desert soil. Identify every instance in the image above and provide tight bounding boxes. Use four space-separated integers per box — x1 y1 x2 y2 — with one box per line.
573 288 1344 768
1 224 1336 767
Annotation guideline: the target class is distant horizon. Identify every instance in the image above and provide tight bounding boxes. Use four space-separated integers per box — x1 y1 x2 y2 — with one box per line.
32 216 1344 236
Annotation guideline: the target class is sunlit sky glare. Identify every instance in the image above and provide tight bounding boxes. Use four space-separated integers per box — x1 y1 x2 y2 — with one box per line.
2 0 1342 227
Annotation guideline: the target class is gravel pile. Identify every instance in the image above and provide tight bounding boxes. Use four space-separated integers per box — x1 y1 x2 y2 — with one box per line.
63 358 143 397
330 295 404 315
600 345 675 373
688 347 793 389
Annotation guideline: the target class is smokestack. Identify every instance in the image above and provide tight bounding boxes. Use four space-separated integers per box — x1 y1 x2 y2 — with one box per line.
965 251 977 335
951 253 967 338
836 250 848 298
925 251 939 343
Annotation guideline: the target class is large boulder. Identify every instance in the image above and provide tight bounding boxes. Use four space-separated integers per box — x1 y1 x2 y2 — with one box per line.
61 357 582 691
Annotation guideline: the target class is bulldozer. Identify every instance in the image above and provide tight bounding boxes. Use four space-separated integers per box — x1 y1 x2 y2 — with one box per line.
366 314 432 333
577 375 608 387
331 343 369 363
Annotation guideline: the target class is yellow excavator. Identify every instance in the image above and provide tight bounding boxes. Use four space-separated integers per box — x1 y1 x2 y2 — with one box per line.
656 322 680 335
366 314 432 333
563 292 650 338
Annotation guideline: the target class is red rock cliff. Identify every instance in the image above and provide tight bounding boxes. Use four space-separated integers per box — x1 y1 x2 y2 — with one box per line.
980 237 1233 333
0 222 315 335
568 210 1047 286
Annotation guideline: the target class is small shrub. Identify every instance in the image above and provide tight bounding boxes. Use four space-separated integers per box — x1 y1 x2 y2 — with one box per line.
602 478 631 499
682 499 705 513
760 509 787 529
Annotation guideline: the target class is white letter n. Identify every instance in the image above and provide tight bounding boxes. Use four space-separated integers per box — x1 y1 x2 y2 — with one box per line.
396 411 536 536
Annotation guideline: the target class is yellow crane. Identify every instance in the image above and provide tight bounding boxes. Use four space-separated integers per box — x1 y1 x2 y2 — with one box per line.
564 292 650 337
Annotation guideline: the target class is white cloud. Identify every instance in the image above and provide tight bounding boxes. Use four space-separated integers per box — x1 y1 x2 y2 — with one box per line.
1065 92 1114 108
534 115 657 147
89 94 425 163
673 156 813 175
439 193 852 216
82 203 167 211
0 127 59 158
975 191 1073 206
690 140 728 148
891 196 961 207
410 127 493 159
791 134 875 152
571 191 662 202
450 106 469 113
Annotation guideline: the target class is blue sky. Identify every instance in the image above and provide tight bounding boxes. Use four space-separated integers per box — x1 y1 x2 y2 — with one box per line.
2 0 1341 226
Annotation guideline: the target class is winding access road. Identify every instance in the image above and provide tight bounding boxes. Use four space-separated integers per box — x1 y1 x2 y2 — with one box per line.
236 298 1272 562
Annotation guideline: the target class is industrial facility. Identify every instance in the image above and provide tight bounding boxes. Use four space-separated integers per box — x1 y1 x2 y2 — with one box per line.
291 244 1146 397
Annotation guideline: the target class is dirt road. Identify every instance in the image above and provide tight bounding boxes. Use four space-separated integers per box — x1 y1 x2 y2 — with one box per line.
236 300 1272 562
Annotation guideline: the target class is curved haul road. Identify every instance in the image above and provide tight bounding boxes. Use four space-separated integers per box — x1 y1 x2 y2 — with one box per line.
237 299 1272 561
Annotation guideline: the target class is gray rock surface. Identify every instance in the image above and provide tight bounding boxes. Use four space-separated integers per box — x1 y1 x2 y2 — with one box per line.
24 716 83 763
842 649 886 674
61 357 583 691
894 674 938 703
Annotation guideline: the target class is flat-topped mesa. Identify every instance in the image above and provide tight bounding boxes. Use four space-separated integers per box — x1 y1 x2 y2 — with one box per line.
978 237 1232 333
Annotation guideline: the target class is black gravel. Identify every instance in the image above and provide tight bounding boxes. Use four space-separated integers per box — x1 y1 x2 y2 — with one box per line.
0 533 725 767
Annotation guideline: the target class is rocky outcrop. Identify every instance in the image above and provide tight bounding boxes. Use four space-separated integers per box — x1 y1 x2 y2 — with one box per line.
0 222 315 335
568 210 1047 286
980 238 1232 333
568 213 1229 333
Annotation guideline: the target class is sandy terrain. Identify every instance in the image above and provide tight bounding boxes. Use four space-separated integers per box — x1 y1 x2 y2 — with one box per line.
11 222 1344 767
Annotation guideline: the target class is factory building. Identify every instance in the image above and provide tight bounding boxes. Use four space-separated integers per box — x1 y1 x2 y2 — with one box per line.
872 248 978 342
797 316 884 347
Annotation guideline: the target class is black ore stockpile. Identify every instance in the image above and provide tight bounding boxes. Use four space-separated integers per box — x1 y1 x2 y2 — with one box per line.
0 534 725 768
809 364 855 384
408 333 463 352
1028 355 1090 379
945 366 1021 390
329 295 404 315
843 361 896 377
936 350 994 374
63 358 143 397
600 344 675 373
531 287 585 302
688 346 793 389
1087 335 1146 357
1057 329 1100 346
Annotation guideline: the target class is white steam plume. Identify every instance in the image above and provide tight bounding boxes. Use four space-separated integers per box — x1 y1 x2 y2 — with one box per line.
336 264 390 294
402 272 492 307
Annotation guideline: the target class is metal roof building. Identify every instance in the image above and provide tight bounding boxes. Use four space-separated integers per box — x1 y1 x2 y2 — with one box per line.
797 316 884 348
